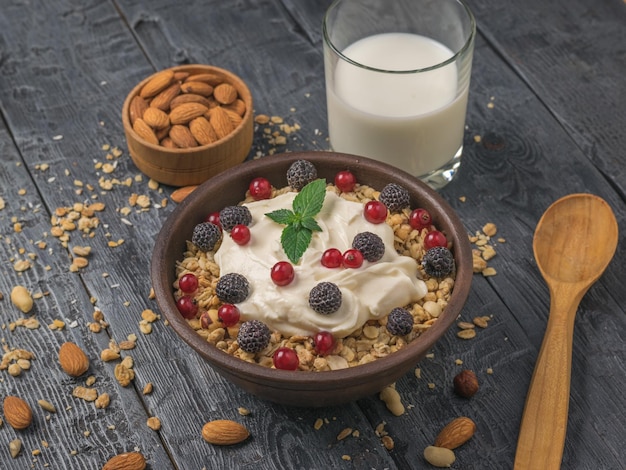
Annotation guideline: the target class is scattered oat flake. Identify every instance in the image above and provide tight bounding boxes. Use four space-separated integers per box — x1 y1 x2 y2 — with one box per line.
337 427 353 440
52 135 63 141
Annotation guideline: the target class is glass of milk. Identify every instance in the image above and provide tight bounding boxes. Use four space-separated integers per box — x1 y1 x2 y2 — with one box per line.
323 0 476 189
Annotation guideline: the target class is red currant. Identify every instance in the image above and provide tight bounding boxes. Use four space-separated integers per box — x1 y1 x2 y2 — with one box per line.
424 230 448 250
343 249 364 268
176 295 198 319
249 177 272 200
313 331 335 356
231 224 251 245
178 273 199 293
364 200 388 224
218 304 241 327
334 170 357 193
271 261 295 286
321 248 343 268
205 212 222 230
409 208 432 231
273 347 299 370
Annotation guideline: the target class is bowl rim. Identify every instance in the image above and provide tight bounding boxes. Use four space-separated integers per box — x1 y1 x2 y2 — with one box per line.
121 63 254 154
151 151 472 390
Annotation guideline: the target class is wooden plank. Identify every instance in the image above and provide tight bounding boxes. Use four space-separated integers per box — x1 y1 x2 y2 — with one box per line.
467 0 626 185
0 0 623 468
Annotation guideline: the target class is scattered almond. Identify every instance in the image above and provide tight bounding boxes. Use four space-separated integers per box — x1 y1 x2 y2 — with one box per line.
171 185 199 203
201 419 250 445
58 341 90 377
102 451 147 470
434 416 476 450
3 396 33 430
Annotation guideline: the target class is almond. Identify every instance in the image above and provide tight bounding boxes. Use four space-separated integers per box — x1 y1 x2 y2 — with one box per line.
208 106 234 140
434 416 476 450
169 102 209 125
3 396 33 430
129 96 148 125
171 185 199 203
142 107 170 129
133 118 159 146
223 108 243 128
161 137 177 148
102 451 146 470
170 93 212 110
155 125 171 141
149 82 180 111
58 341 90 377
169 125 198 148
180 81 214 96
173 71 190 81
187 73 224 86
189 117 218 145
139 69 174 98
213 83 238 105
223 98 247 117
201 419 250 445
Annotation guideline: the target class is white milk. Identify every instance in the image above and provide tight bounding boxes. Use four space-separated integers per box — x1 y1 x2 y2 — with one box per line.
327 33 469 177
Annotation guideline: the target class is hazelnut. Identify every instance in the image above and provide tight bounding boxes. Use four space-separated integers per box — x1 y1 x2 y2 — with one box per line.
453 370 479 398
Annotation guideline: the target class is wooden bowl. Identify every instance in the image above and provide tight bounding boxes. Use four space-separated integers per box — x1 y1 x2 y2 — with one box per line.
151 152 473 407
122 64 253 187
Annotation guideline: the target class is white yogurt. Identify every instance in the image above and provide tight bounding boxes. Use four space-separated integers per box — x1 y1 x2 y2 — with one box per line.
214 190 427 338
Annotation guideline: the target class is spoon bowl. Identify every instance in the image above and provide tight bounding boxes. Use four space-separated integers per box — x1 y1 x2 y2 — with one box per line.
514 193 618 470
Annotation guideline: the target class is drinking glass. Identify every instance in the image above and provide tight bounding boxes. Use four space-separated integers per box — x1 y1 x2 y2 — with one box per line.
323 0 476 189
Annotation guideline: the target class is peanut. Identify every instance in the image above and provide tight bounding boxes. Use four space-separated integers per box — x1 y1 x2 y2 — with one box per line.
379 385 405 416
10 286 33 313
424 445 456 467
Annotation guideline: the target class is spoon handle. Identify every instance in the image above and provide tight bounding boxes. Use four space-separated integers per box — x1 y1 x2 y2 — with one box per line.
513 291 579 470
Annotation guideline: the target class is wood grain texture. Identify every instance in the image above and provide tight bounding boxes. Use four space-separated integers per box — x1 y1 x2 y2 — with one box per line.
0 0 624 468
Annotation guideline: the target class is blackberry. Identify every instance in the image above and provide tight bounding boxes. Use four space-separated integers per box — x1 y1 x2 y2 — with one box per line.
191 222 221 252
287 160 317 191
219 205 252 232
352 232 385 262
422 246 455 278
309 282 342 315
386 307 414 336
237 320 271 353
216 272 250 304
379 183 410 212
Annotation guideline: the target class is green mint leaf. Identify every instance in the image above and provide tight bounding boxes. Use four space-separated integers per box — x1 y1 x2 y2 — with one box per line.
281 225 312 264
265 208 296 225
293 179 326 218
265 179 327 263
301 216 322 232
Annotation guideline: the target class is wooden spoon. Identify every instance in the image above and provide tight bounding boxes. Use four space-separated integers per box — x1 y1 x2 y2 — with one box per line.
514 193 618 470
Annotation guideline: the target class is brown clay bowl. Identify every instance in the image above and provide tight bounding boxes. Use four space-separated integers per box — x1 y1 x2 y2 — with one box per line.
122 64 253 187
151 151 472 407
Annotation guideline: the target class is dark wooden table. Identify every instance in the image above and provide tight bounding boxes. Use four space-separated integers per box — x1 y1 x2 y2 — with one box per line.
1 1 624 469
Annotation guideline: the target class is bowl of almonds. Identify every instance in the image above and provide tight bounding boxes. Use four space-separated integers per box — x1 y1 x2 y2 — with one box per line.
151 152 473 407
122 64 254 187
